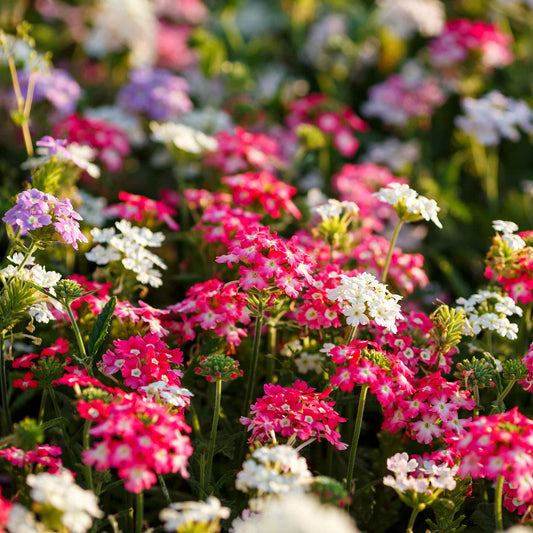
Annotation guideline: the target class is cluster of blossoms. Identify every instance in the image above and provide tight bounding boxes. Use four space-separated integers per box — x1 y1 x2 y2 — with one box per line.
293 265 355 330
236 445 313 503
327 272 403 333
118 68 192 120
362 63 446 127
206 127 283 174
79 393 193 493
25 136 100 178
240 380 346 450
52 113 131 171
485 221 533 303
327 341 414 408
286 93 368 157
231 493 359 533
159 496 230 533
86 219 167 287
374 311 454 372
383 372 476 444
138 381 193 411
191 204 262 247
456 290 523 340
519 342 533 395
16 67 81 116
150 121 218 155
362 138 420 174
374 183 443 229
332 163 405 232
1 253 62 324
428 19 513 73
104 191 179 230
168 278 251 346
0 444 63 473
9 471 104 533
447 408 533 512
383 452 458 494
376 0 445 39
352 235 428 294
99 333 183 389
2 188 87 249
216 226 316 299
221 171 301 220
455 91 533 146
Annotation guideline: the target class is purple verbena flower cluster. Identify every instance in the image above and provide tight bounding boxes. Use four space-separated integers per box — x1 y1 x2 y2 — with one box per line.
117 67 193 120
3 189 88 250
18 68 82 116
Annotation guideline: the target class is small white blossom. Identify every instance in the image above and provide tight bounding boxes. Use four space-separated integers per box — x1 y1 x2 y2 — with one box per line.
363 138 420 172
160 496 230 532
151 122 218 154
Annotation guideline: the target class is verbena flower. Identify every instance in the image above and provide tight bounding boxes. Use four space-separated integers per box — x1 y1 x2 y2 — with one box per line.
160 496 230 533
327 272 403 333
373 183 442 228
3 188 88 249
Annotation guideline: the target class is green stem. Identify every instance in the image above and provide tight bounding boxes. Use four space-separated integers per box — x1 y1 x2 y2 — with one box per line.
490 380 516 415
7 57 33 157
157 473 172 505
266 324 277 384
485 147 499 211
37 389 48 425
47 386 76 468
406 506 420 533
205 379 222 495
243 304 264 415
495 474 504 531
0 333 12 436
135 491 144 533
83 419 94 492
345 384 369 495
345 325 358 345
65 303 92 375
381 220 404 284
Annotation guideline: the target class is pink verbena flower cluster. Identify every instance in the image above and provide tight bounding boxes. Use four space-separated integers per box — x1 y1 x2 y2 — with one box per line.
383 372 475 444
353 235 428 294
168 278 251 346
79 394 193 493
286 93 368 157
447 408 533 510
0 445 64 474
216 227 316 299
240 380 347 450
328 341 414 408
428 19 513 72
332 163 405 232
104 191 179 230
374 311 455 373
191 204 262 246
52 114 131 172
221 171 301 220
99 334 183 389
519 342 533 394
207 127 283 174
2 189 88 250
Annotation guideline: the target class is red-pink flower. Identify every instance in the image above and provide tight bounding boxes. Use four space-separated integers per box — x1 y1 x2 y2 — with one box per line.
241 380 347 450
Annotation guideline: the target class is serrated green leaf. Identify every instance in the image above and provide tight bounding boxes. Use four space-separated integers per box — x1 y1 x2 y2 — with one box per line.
88 296 116 357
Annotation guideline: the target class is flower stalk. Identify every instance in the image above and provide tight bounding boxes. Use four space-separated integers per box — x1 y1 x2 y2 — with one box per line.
381 220 404 284
205 379 222 495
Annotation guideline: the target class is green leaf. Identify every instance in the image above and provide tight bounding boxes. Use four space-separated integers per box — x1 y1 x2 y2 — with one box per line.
88 296 116 358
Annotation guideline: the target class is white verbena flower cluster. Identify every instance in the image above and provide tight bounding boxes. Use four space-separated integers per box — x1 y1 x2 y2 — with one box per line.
231 493 360 533
86 219 167 287
159 496 230 533
327 272 403 333
376 0 445 38
383 452 458 494
362 138 420 173
492 219 526 251
456 290 523 340
455 91 533 146
236 445 313 499
374 183 443 228
151 121 218 154
312 199 359 221
26 471 103 533
1 253 63 323
139 381 194 409
294 351 323 374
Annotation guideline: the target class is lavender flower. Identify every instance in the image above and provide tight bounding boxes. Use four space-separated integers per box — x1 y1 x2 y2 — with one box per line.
17 68 82 116
118 68 193 121
3 189 88 250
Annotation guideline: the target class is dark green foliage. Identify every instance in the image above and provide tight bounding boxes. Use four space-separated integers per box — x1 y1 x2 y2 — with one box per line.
87 295 116 357
426 478 470 533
